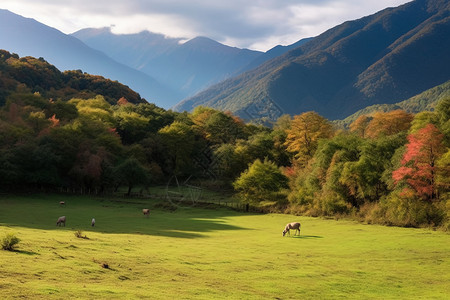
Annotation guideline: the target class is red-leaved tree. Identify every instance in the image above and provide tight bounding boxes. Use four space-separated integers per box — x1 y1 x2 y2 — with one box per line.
392 124 444 201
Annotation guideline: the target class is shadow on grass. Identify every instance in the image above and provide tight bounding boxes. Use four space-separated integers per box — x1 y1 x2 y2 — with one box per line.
289 235 324 239
0 194 251 239
12 249 40 255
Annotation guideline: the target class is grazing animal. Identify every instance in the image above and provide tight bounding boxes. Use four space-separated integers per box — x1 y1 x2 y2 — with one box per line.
142 208 150 217
282 222 301 236
59 201 65 206
56 216 66 227
91 218 96 227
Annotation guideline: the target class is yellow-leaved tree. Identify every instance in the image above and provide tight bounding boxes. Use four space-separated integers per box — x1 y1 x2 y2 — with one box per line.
284 111 334 166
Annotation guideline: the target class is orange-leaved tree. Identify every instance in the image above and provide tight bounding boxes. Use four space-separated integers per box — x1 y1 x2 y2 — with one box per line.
365 110 413 138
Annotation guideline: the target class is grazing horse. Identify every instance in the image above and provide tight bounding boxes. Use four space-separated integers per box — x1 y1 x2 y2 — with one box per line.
282 222 301 236
142 209 150 217
56 216 66 227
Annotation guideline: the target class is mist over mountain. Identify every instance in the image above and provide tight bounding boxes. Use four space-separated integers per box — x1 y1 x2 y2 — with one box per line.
0 9 180 107
175 0 450 121
72 29 264 101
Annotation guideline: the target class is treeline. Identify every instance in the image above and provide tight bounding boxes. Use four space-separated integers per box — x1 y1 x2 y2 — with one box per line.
0 51 448 229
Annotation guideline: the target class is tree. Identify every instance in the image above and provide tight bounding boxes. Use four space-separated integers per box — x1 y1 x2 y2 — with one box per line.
114 157 150 196
365 110 413 138
349 115 372 138
191 107 245 144
436 97 450 146
113 110 150 144
392 124 445 201
158 121 197 175
339 134 405 204
233 158 288 205
284 111 333 166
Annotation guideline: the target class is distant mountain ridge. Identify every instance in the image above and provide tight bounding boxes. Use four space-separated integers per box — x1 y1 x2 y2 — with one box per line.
72 28 263 101
0 9 180 107
0 8 315 110
73 28 310 104
175 0 450 121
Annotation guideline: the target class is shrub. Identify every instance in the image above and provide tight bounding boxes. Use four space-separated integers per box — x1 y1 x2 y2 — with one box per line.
233 158 288 205
74 230 88 239
379 190 446 227
1 233 20 251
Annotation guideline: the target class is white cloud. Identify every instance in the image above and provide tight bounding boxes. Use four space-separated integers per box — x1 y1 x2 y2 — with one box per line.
0 0 411 51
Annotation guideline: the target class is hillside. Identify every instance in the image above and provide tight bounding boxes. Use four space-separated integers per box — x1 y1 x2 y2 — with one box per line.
334 80 450 128
0 50 146 105
239 37 313 72
175 0 450 121
0 9 180 107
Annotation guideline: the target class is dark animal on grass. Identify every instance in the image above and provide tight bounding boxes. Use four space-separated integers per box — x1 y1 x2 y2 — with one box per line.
142 209 150 217
56 216 66 227
59 201 65 206
282 222 301 236
91 218 95 227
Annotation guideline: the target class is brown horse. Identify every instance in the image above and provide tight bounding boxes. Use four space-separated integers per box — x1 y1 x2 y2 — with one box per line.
282 222 301 236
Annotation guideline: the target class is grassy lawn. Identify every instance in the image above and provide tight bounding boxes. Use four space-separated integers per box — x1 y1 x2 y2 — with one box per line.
0 194 449 299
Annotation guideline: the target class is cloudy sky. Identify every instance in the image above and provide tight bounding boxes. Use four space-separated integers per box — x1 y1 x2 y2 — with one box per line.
1 0 411 51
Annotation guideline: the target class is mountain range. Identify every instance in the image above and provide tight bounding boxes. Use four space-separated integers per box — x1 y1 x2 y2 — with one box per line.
72 29 261 100
72 29 312 105
0 9 181 107
1 0 449 121
0 8 307 109
175 0 450 120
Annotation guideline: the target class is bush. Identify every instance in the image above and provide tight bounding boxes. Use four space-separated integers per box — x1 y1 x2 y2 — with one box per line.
74 230 88 239
379 190 446 227
1 233 20 251
233 158 288 205
318 190 351 216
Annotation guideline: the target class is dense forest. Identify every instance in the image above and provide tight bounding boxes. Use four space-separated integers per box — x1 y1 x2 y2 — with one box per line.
0 50 449 229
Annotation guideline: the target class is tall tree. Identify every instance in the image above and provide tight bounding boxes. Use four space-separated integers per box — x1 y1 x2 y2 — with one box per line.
349 115 372 138
284 111 333 166
392 124 445 201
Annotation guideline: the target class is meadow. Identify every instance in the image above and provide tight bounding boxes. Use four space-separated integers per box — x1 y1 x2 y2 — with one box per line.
0 194 449 299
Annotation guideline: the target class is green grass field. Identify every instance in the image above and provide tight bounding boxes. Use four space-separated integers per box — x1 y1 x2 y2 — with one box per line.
0 194 449 299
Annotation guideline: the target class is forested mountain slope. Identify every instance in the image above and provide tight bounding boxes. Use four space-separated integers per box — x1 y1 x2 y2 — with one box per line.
0 50 146 105
176 0 450 121
335 80 450 128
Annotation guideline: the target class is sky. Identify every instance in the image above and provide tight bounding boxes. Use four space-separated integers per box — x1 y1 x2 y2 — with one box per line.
1 0 411 51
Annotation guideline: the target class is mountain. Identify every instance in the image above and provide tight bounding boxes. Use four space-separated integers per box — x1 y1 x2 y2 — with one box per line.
0 9 180 108
175 0 450 121
72 28 263 101
334 80 450 128
240 37 313 72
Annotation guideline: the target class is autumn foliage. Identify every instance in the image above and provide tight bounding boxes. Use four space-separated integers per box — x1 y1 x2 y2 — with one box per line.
0 50 448 228
392 124 444 201
364 110 413 138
